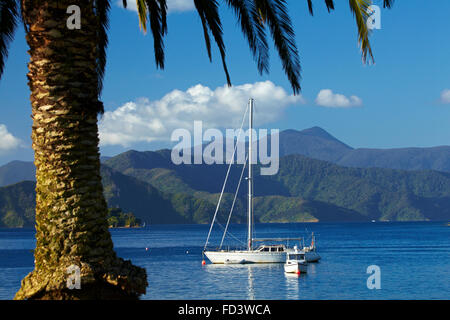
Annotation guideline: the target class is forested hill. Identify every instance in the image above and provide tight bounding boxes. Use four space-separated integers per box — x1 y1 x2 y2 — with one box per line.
104 151 450 222
1 127 450 226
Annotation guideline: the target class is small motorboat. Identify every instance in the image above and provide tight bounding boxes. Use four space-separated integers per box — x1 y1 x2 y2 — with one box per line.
284 247 307 274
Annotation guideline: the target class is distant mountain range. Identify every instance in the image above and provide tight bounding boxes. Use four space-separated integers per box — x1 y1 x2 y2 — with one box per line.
1 127 450 227
3 126 450 187
277 126 450 172
0 161 36 187
102 150 450 222
278 127 353 162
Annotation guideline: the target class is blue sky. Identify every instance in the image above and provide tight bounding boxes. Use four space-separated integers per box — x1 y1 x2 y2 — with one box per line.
1 0 450 165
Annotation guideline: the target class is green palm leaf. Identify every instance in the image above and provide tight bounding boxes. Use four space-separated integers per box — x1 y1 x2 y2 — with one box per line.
194 0 231 85
146 0 168 69
347 0 394 64
348 0 374 64
94 0 110 101
255 0 301 94
137 0 148 31
0 0 19 80
225 0 269 75
135 0 168 69
1 0 396 96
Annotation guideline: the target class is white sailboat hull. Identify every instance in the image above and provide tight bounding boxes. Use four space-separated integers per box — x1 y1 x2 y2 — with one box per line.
204 250 287 264
205 248 320 264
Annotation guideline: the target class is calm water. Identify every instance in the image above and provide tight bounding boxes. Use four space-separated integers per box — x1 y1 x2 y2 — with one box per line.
0 222 448 300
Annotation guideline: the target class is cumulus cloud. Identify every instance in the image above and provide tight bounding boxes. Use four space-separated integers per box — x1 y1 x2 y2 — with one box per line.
0 124 22 153
117 0 195 13
99 81 304 147
315 89 362 108
440 89 450 104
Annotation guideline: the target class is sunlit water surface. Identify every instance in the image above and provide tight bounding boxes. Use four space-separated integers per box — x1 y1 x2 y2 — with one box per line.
0 222 448 299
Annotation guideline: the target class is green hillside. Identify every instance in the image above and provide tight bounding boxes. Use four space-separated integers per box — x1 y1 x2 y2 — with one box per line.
0 166 236 227
253 196 365 222
106 151 450 222
262 155 450 221
0 181 36 227
2 149 450 227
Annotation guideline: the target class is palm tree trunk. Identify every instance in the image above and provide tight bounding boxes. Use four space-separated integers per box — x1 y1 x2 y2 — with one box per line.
15 0 147 299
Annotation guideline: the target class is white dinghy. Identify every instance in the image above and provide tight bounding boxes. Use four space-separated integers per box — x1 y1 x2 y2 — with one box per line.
284 247 308 274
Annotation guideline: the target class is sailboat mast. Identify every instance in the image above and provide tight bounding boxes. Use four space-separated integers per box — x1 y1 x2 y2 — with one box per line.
248 98 254 251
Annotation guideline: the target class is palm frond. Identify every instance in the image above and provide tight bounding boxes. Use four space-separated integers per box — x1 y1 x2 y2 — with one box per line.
324 0 335 12
0 0 19 81
137 0 148 31
307 0 314 15
197 7 213 61
322 0 393 65
254 0 301 94
383 0 394 8
348 0 373 64
94 0 110 101
225 0 269 74
146 0 167 69
136 0 168 69
194 0 231 86
308 0 335 16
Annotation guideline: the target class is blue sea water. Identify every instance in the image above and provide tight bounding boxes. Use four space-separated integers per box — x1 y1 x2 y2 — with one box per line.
0 222 448 300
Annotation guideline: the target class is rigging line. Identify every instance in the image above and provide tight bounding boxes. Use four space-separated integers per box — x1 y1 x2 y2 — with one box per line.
219 153 249 249
203 101 249 251
220 229 247 246
204 182 247 248
214 218 246 245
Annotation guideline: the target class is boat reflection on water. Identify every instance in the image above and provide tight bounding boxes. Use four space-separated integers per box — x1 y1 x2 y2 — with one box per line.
247 266 255 300
203 263 281 299
204 262 309 300
284 272 301 299
307 262 318 274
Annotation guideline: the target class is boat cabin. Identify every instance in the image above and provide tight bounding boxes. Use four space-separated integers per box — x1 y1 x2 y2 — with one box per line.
287 252 306 261
257 244 286 252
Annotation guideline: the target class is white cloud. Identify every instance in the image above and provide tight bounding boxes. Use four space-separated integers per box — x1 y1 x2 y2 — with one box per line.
440 89 450 104
99 81 304 147
117 0 195 13
315 89 362 108
0 124 22 153
166 0 195 12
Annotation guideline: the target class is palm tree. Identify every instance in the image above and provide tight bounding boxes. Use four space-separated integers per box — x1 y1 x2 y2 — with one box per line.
0 0 393 299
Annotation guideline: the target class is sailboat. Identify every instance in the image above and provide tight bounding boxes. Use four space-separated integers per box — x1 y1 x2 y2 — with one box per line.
203 98 304 264
302 232 321 262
